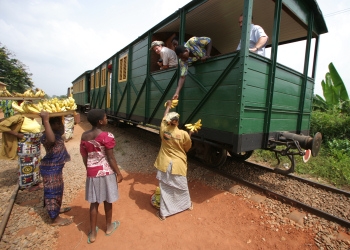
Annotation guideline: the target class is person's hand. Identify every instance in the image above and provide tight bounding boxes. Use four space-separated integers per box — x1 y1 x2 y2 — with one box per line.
16 132 24 139
172 94 179 100
165 100 172 108
40 110 50 122
116 173 123 183
249 47 259 53
201 55 210 62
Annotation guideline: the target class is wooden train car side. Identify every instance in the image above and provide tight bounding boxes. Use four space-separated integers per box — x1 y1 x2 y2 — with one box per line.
72 0 327 171
72 70 91 112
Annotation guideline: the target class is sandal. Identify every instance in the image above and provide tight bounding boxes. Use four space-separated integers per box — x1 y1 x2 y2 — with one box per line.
59 207 72 214
105 221 120 236
156 211 166 221
87 226 99 244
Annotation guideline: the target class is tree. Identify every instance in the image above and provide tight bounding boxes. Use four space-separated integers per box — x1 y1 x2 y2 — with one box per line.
0 42 34 93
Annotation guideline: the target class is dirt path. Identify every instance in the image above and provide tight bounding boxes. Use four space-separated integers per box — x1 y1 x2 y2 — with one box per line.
54 116 316 250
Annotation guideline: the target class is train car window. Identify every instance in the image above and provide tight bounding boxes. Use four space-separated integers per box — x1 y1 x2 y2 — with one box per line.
101 68 106 87
90 74 94 90
95 71 100 89
118 55 128 82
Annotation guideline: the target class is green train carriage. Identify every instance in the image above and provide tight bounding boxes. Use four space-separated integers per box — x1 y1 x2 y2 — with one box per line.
72 70 91 112
72 0 327 173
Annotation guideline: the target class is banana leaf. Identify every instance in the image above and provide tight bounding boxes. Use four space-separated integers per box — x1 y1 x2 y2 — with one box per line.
322 63 349 107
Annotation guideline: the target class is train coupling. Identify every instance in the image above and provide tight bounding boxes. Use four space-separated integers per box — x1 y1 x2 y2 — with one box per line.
267 132 322 174
276 132 322 157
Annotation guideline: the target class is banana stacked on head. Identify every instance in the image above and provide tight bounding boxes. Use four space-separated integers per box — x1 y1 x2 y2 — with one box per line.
11 88 46 97
164 99 179 109
11 97 77 114
185 119 202 132
0 87 13 97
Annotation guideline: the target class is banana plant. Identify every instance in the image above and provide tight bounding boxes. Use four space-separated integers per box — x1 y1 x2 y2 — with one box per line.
313 63 349 112
321 63 349 105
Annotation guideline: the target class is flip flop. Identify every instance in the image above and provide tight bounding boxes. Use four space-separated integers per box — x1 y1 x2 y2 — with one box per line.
156 211 166 221
188 202 194 211
87 226 99 244
105 221 120 236
59 207 72 214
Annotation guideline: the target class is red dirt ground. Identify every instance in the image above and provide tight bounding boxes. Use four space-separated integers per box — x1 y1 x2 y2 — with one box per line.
56 119 317 250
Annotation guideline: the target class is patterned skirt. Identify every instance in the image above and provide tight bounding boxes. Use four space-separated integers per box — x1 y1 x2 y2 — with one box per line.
156 163 191 217
40 164 64 220
17 133 42 188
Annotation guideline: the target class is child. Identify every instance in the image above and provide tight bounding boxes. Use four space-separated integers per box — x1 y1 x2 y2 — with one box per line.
39 111 72 226
80 109 123 244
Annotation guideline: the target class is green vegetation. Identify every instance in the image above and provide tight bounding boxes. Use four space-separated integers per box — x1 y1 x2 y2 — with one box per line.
0 43 34 93
252 63 350 189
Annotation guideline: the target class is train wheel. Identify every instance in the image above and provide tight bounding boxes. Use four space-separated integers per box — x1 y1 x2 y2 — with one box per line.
204 146 227 168
228 150 253 161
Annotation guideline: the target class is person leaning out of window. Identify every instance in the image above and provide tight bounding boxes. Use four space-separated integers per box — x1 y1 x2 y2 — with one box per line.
150 41 178 70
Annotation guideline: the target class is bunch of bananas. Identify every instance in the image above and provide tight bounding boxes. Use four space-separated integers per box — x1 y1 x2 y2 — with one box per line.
42 97 77 113
13 88 46 98
0 87 13 97
164 99 179 109
184 119 202 132
12 97 77 114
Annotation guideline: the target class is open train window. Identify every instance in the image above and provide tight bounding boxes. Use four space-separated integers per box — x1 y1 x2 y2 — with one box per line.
118 55 128 82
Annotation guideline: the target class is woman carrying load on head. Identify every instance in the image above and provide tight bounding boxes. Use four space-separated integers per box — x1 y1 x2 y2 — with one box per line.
39 112 72 226
154 100 194 221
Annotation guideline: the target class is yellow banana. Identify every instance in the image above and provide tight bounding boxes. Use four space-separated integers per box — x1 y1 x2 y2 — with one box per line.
4 90 12 97
12 102 24 113
26 104 40 114
31 104 42 112
55 102 61 111
43 103 52 112
171 100 178 108
164 100 179 109
50 104 57 112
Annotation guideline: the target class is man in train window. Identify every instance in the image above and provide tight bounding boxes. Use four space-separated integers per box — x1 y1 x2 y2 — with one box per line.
236 14 268 56
173 37 212 100
150 41 178 70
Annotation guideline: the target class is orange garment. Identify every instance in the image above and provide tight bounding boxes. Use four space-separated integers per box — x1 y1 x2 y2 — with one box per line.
154 117 192 176
0 114 24 160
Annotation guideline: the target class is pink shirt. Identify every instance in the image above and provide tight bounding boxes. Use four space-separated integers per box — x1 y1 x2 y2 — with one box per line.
80 132 115 177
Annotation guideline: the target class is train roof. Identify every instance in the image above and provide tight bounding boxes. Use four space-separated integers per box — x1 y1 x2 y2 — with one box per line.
86 0 328 71
71 70 92 84
149 0 328 55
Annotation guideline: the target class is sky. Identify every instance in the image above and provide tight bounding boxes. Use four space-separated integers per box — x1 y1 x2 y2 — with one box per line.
0 0 349 97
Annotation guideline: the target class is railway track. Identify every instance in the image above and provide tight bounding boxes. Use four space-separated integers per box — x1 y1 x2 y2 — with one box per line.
206 159 350 228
